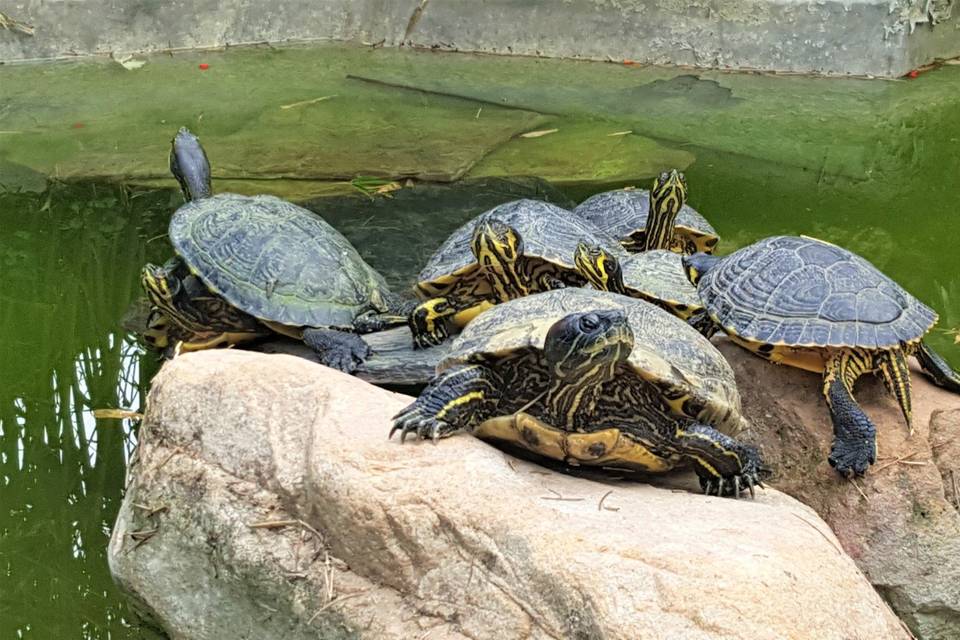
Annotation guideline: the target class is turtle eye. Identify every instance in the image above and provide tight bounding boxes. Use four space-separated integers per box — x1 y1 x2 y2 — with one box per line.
579 313 601 332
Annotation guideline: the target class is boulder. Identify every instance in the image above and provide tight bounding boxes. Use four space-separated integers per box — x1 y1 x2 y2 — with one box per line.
109 350 909 640
718 339 960 640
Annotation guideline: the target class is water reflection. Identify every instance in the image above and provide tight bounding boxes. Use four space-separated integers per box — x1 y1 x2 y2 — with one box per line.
0 183 168 639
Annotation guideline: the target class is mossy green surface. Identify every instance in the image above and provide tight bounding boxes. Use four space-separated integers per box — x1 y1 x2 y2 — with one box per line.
0 44 701 190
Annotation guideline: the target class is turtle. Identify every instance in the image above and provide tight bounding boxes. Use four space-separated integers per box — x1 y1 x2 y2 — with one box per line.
574 170 719 254
392 288 765 497
574 241 715 337
409 199 628 349
141 127 411 372
683 235 960 477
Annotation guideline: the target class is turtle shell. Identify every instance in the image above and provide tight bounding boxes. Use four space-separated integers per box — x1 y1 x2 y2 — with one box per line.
417 199 625 294
169 193 392 329
620 250 703 313
696 235 937 349
442 288 745 435
574 189 718 253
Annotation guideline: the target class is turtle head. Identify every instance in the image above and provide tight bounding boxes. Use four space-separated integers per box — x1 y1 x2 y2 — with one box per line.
682 252 720 286
543 309 634 382
141 262 181 313
169 127 212 202
574 242 626 295
644 169 688 251
471 218 524 269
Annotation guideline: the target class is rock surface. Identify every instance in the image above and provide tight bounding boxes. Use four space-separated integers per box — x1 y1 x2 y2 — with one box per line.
718 339 960 640
109 350 909 640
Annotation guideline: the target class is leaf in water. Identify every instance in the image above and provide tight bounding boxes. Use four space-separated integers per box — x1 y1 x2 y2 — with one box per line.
373 182 402 196
520 129 559 138
279 95 337 110
93 408 144 421
350 175 402 198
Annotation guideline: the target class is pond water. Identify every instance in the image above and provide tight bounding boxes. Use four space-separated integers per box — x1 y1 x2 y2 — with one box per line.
2 63 960 637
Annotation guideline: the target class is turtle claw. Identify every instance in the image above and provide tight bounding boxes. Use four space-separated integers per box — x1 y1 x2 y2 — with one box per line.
412 324 448 350
697 457 766 499
828 435 875 477
409 299 454 350
302 328 370 373
390 402 457 443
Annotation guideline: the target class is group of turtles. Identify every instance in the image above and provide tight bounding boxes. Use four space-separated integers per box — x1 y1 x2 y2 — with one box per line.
141 127 960 499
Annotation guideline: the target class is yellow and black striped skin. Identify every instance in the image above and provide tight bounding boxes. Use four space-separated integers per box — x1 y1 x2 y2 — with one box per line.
141 259 269 351
393 290 764 495
409 217 589 348
410 200 627 348
642 170 688 252
575 242 706 327
573 185 719 255
624 228 718 255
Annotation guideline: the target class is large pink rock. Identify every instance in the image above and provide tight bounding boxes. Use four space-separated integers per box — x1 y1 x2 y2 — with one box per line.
718 339 960 640
109 350 908 640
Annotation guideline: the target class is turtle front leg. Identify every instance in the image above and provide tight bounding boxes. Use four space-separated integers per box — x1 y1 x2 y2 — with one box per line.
354 295 423 334
409 297 493 349
822 350 876 477
915 340 960 394
302 327 371 374
535 271 568 291
391 364 502 442
672 422 766 498
353 309 408 334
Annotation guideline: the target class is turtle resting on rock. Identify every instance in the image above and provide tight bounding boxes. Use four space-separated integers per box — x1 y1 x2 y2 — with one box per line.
141 127 411 372
393 288 765 497
575 242 714 337
683 235 960 477
573 170 718 254
409 199 627 349
573 172 714 336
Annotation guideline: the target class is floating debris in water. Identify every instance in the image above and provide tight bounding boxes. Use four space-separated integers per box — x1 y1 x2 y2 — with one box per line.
520 128 559 138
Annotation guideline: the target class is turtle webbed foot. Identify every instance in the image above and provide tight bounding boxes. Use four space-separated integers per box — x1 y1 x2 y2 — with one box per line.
823 372 877 477
390 364 500 442
391 401 458 443
827 434 875 477
409 298 455 350
697 446 767 499
353 311 406 334
302 328 371 373
675 423 766 499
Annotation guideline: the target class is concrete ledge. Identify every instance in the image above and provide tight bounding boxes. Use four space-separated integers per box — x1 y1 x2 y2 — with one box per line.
1 0 957 76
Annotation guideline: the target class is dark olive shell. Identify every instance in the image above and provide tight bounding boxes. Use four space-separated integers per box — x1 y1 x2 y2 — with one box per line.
696 235 937 348
170 193 392 328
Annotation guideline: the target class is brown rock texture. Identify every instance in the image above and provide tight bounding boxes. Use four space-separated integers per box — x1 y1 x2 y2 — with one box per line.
718 339 960 640
109 350 909 640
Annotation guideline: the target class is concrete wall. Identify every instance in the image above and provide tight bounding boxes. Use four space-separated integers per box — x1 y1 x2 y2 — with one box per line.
0 0 957 76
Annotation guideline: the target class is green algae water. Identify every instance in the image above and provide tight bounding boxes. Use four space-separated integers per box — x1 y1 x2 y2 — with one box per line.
2 44 960 638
